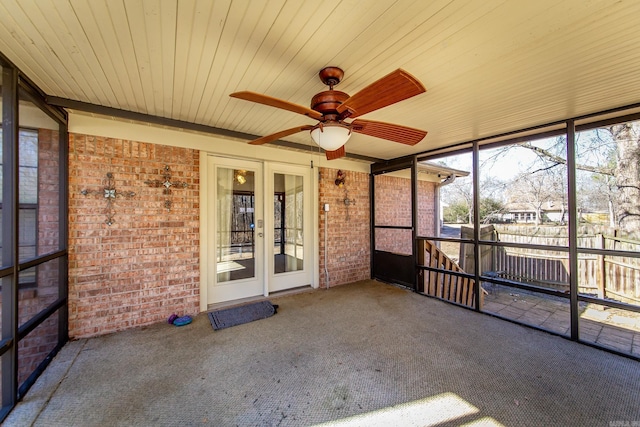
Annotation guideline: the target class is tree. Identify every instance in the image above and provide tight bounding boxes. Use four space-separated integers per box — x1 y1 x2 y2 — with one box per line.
441 177 474 224
443 201 471 224
479 197 505 224
507 172 561 225
443 198 505 224
609 122 640 233
515 123 640 235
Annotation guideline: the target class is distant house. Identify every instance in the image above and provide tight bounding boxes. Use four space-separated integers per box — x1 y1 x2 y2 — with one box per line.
502 201 567 224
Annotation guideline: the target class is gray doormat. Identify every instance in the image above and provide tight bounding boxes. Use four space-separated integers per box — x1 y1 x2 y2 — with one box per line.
208 300 277 330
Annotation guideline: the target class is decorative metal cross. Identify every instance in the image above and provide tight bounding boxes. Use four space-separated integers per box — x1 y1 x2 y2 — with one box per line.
144 165 188 211
339 189 356 221
80 172 136 226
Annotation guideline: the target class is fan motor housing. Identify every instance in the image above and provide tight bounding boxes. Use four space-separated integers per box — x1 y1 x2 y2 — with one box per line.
311 90 349 115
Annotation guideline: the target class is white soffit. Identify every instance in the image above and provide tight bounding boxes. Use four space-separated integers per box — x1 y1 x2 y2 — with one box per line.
0 0 639 161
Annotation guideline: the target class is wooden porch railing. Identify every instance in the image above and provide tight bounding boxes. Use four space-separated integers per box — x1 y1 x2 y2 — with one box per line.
418 239 485 309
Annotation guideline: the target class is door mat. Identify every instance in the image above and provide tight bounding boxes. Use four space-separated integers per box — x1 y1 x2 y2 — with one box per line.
208 300 277 331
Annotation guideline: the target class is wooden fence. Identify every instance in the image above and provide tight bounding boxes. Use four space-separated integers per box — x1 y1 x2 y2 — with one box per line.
458 225 496 278
459 224 640 304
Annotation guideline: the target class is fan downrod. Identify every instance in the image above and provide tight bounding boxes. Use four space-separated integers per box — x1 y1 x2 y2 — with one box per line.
318 67 344 89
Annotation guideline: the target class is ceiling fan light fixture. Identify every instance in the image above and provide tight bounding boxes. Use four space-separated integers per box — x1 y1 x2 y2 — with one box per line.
310 123 352 151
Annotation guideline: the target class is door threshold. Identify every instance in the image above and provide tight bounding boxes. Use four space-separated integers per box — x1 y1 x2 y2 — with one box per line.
270 285 315 299
207 285 314 311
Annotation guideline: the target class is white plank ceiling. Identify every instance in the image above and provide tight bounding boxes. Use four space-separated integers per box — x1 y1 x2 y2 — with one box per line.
1 0 640 161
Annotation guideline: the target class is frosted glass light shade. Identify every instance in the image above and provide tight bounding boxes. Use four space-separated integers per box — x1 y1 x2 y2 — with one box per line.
310 124 351 151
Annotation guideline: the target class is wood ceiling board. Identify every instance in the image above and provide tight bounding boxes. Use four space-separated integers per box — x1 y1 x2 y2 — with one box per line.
0 0 72 96
221 1 352 135
68 0 139 111
0 24 61 96
200 0 289 125
174 0 227 121
46 0 120 107
157 1 178 117
221 1 438 141
123 0 177 117
2 0 640 162
215 1 324 129
123 1 156 115
191 1 262 123
102 0 148 113
205 0 299 122
336 0 491 91
22 0 107 106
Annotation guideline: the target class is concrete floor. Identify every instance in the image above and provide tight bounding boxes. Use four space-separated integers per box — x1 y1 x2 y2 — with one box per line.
6 280 640 426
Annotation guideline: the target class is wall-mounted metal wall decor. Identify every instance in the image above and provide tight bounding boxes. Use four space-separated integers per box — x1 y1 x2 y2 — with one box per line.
144 165 188 211
81 172 136 226
339 188 356 221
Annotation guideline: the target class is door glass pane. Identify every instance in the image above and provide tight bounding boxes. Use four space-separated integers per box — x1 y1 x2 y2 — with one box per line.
274 173 303 274
217 168 255 283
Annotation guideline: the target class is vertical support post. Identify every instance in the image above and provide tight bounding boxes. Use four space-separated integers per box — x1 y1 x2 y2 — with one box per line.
58 121 69 345
369 173 375 280
567 119 579 340
491 228 497 273
416 239 425 293
472 141 481 310
411 156 419 291
2 65 19 408
596 233 606 299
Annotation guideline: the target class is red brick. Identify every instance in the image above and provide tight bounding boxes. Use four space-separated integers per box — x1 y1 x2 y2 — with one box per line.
68 133 200 339
318 167 370 287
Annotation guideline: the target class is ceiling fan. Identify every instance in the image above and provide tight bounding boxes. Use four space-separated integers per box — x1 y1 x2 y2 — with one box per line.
229 67 428 160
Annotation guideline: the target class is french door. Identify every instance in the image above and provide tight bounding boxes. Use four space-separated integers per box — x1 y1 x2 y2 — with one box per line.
266 163 312 292
208 158 264 304
207 158 312 305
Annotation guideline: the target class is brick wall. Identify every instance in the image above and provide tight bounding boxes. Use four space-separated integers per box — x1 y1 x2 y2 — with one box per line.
374 174 436 254
5 128 443 347
318 167 370 287
68 134 200 338
416 180 437 237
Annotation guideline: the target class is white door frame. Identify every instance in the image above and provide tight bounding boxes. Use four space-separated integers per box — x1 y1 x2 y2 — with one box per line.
200 154 319 311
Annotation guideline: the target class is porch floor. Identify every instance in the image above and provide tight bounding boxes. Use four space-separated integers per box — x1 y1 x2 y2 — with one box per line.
6 280 640 426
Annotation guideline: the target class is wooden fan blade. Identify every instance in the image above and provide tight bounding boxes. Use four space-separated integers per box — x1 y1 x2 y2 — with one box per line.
351 119 427 146
230 91 323 120
248 125 313 145
336 69 426 119
325 145 346 160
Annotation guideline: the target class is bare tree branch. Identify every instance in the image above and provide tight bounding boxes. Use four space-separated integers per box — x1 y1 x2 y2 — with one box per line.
529 162 562 175
520 142 614 176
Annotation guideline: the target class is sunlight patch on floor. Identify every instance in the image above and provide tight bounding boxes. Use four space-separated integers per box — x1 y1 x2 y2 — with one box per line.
314 392 504 427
